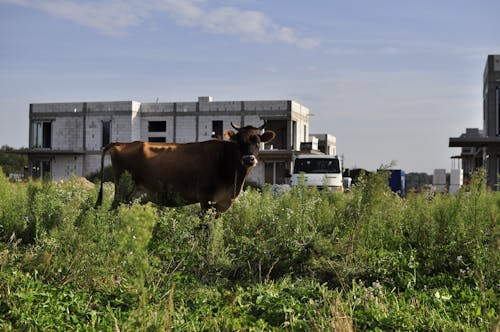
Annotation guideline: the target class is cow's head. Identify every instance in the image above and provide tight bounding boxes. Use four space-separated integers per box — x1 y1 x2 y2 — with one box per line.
225 122 275 168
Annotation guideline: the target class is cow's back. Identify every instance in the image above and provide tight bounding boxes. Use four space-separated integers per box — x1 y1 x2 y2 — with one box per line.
109 140 238 206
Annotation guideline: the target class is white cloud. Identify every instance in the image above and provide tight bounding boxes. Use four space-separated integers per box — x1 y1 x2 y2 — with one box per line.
1 0 319 48
1 0 150 35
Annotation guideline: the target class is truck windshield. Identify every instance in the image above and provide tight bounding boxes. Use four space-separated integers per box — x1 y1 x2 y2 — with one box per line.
294 158 341 174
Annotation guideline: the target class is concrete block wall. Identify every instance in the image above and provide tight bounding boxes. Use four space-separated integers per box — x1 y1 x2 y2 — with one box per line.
131 102 141 141
433 169 447 192
52 116 84 150
83 154 111 176
51 155 83 180
175 116 197 143
198 115 242 141
31 102 84 113
140 115 175 142
243 115 263 127
31 103 84 151
85 101 136 149
449 168 463 194
85 113 133 150
291 100 310 117
176 102 197 113
31 101 137 152
139 102 173 142
200 101 241 112
140 102 175 113
86 101 134 113
291 101 310 150
112 114 134 144
85 115 112 151
310 133 337 155
244 100 288 111
293 119 309 151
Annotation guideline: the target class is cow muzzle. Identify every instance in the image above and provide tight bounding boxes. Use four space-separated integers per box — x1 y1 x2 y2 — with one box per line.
241 155 257 167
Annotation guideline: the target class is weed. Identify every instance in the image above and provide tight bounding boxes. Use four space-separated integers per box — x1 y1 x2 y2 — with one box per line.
0 169 498 330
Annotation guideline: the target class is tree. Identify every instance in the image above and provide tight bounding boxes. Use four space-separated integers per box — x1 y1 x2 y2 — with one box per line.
0 145 28 176
405 172 432 191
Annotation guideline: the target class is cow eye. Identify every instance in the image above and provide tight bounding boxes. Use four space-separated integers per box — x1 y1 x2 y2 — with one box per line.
250 135 259 143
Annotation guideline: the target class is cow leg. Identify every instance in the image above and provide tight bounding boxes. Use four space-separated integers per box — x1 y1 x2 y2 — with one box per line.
194 200 213 234
111 182 121 209
214 199 233 216
199 200 212 214
110 169 124 210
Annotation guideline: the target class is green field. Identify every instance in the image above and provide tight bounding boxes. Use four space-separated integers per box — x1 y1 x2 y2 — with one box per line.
0 170 498 331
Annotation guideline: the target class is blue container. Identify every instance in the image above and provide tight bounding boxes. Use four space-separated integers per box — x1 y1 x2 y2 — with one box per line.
388 169 406 196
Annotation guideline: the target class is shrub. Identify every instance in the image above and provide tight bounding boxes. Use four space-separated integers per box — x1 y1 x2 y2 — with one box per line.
0 170 30 242
0 169 498 330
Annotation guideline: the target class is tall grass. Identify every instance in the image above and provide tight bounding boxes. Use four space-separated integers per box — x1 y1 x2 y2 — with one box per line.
0 169 498 331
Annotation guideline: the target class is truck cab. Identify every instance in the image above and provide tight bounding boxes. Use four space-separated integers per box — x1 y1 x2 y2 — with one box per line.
291 155 343 191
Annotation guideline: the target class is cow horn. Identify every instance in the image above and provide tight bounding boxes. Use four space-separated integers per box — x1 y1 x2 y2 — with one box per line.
257 121 266 131
231 122 241 131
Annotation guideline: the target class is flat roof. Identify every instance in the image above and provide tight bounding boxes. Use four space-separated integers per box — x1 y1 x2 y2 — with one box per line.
449 136 500 147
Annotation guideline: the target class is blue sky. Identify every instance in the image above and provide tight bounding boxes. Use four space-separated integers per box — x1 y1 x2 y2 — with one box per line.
1 0 499 173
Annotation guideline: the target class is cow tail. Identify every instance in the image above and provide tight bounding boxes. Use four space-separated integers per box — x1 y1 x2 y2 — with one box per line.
95 143 117 207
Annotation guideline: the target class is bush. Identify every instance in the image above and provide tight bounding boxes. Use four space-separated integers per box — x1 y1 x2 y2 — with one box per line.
0 170 31 242
0 170 498 331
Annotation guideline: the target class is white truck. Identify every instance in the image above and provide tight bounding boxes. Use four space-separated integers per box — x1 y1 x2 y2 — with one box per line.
290 154 344 191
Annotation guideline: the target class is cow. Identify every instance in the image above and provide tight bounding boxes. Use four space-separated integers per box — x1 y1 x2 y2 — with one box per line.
95 122 275 215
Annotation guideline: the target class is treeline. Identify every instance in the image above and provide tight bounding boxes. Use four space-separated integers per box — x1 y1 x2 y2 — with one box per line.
406 172 433 190
0 145 27 176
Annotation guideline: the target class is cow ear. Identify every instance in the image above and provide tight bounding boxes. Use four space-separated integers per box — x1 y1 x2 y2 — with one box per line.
224 130 236 140
260 131 275 143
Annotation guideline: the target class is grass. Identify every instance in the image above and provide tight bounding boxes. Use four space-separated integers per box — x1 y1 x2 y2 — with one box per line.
0 169 498 331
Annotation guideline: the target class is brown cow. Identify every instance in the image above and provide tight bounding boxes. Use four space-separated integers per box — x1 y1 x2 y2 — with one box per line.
95 122 275 215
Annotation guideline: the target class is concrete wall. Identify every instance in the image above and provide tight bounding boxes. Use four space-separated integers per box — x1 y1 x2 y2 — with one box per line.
243 115 263 127
85 115 109 151
140 115 174 142
131 101 141 141
291 101 310 150
175 116 197 143
51 155 83 180
200 101 241 112
31 102 84 113
52 116 84 150
244 100 288 111
140 102 175 113
198 116 243 141
83 153 111 176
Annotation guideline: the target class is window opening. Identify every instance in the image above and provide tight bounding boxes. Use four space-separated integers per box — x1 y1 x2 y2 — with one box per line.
31 121 52 148
102 121 111 147
148 137 166 142
149 121 166 132
212 120 223 139
31 159 51 180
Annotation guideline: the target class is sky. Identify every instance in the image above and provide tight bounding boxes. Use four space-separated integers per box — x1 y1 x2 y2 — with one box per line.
0 0 499 173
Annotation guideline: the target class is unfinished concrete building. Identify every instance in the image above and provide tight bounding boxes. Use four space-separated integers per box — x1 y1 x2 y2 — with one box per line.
449 55 500 189
25 96 336 186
